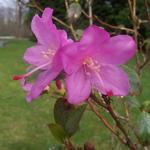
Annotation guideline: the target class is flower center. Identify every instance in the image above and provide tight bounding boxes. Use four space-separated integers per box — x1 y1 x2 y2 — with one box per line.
83 57 100 76
42 49 55 59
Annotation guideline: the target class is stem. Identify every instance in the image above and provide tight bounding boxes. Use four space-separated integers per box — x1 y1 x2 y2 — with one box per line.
64 0 78 40
87 100 125 144
90 93 107 108
81 10 135 33
144 0 150 26
102 95 137 150
64 139 76 150
128 0 141 74
87 0 93 25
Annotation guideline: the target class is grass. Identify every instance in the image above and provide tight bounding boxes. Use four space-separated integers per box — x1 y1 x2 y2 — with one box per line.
0 39 150 150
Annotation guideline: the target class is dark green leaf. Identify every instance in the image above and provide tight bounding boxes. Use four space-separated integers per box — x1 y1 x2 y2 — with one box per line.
65 104 86 136
48 123 68 143
54 98 74 128
123 65 141 95
54 98 86 136
124 96 140 108
137 112 150 144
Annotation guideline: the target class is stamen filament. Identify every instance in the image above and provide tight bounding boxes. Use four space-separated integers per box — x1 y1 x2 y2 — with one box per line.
13 62 50 80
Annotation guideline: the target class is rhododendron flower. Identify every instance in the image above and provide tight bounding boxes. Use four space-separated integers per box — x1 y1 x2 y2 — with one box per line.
61 25 136 104
13 8 72 101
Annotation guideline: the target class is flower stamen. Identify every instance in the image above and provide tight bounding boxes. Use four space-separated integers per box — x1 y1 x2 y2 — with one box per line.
13 61 50 80
42 49 55 59
83 57 100 74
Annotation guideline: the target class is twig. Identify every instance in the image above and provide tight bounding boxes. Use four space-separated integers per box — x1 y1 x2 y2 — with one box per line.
102 95 137 150
87 100 125 144
128 0 141 74
87 0 93 25
82 10 135 33
90 93 107 108
64 0 78 40
139 58 150 70
64 139 76 150
144 0 150 26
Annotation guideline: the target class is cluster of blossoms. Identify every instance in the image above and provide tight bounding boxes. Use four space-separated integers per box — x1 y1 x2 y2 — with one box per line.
13 8 136 104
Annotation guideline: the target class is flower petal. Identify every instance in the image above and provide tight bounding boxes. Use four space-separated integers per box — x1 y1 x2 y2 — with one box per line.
42 8 53 23
27 69 60 101
23 45 50 67
61 43 84 74
59 30 73 46
31 12 60 50
80 25 110 46
21 78 33 92
66 68 91 104
92 64 130 96
95 35 136 65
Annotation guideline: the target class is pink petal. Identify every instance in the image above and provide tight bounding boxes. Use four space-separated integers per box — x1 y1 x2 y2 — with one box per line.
42 8 53 23
66 68 91 104
52 51 63 72
61 43 84 74
91 64 130 96
80 25 110 46
31 14 60 50
59 30 73 46
27 69 60 102
21 78 33 92
95 35 136 65
23 45 50 67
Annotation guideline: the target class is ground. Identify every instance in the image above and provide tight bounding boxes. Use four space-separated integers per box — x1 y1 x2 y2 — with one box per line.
0 39 150 150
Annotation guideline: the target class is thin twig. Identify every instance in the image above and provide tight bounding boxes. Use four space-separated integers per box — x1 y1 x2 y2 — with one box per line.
82 10 135 33
139 58 150 70
64 0 78 40
90 93 107 108
128 0 141 75
87 0 93 25
87 100 125 144
64 139 76 150
144 0 150 26
102 95 137 150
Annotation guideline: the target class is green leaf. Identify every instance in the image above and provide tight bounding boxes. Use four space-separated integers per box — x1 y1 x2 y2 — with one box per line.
48 123 68 143
141 100 150 113
123 65 141 95
65 104 86 136
137 112 150 144
124 96 140 108
54 98 86 137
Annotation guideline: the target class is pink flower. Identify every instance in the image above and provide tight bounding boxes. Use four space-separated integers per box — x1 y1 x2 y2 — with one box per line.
13 8 72 102
61 25 136 104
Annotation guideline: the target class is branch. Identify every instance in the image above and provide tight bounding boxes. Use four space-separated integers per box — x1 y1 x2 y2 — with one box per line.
102 95 137 150
128 0 141 74
87 0 93 25
139 58 150 70
64 139 76 150
144 0 150 26
64 0 78 40
90 93 107 108
87 100 125 144
82 10 135 33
